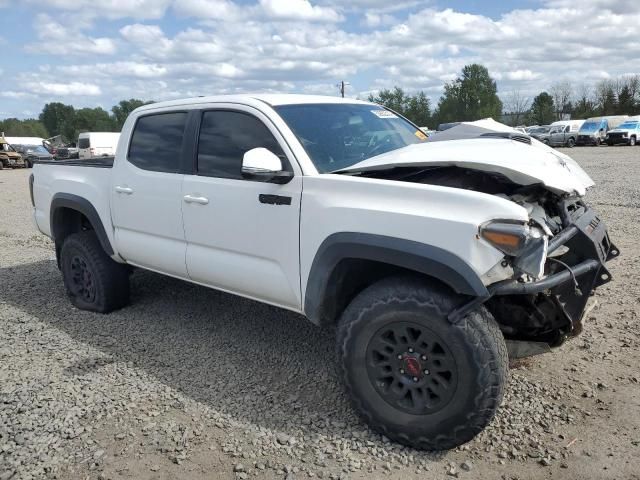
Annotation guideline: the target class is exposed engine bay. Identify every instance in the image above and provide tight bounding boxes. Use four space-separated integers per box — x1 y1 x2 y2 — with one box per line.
361 165 619 349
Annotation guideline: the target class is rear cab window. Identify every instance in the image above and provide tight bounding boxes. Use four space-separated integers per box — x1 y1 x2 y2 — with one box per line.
128 112 188 173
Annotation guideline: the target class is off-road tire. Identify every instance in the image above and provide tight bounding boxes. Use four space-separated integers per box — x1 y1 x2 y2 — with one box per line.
337 276 508 451
60 231 130 313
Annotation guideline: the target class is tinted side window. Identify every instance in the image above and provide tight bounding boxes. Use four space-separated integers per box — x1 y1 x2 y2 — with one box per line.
128 112 187 173
78 138 90 149
197 111 284 179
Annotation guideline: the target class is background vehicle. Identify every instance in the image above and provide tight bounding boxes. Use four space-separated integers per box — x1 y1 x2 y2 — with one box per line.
78 132 120 159
12 144 54 167
31 94 617 451
527 125 552 144
0 136 25 169
606 117 640 146
576 116 628 146
548 120 585 148
5 136 46 148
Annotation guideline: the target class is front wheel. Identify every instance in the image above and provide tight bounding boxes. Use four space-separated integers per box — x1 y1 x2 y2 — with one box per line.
630 137 637 147
337 276 508 450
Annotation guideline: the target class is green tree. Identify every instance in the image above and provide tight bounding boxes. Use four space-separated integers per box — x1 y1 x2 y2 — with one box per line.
0 118 49 137
39 102 76 140
595 80 617 115
528 92 555 125
111 99 152 130
616 85 634 115
368 87 431 127
74 107 116 139
572 84 596 119
434 64 502 124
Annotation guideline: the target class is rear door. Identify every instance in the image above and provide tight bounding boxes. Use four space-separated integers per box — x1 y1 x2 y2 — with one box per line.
181 106 303 310
549 127 563 145
78 136 90 159
110 111 191 278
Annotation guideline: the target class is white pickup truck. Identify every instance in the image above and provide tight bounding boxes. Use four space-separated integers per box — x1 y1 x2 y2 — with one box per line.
30 94 618 450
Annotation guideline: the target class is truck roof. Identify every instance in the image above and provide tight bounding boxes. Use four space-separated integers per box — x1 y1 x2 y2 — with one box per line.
134 94 375 114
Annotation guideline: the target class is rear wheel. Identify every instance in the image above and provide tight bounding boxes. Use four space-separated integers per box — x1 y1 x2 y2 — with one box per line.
60 231 130 313
566 138 575 148
630 136 637 146
337 276 508 450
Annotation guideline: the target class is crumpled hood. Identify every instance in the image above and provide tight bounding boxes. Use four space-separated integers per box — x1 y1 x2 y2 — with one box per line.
336 138 594 196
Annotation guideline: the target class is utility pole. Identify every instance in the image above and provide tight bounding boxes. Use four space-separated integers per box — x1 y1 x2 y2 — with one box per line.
337 80 350 98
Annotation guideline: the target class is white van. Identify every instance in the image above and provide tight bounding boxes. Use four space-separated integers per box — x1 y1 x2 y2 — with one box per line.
78 132 120 159
547 120 585 148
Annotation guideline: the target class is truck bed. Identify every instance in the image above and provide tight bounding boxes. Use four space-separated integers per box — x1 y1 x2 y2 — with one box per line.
33 157 114 168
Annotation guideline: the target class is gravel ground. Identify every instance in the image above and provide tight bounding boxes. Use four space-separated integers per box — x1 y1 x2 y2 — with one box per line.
1 146 639 480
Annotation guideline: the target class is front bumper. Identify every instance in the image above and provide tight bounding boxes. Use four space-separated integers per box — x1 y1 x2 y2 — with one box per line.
450 205 618 336
491 206 617 333
606 135 630 145
576 135 601 146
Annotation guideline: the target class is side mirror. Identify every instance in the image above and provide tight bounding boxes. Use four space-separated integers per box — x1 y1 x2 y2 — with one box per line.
241 148 293 184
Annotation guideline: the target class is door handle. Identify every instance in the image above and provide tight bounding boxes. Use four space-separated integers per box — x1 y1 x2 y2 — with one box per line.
114 186 133 195
183 194 209 205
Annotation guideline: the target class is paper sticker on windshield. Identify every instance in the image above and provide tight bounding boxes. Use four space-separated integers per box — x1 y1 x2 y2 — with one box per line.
371 110 398 119
415 130 428 141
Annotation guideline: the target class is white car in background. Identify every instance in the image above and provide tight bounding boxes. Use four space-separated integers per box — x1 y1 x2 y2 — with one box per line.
78 132 121 159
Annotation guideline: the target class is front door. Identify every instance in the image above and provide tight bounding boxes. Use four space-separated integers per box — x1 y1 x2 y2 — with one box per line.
110 111 190 278
182 107 302 310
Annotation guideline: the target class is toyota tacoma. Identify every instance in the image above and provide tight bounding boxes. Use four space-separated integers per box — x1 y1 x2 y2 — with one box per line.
30 95 618 450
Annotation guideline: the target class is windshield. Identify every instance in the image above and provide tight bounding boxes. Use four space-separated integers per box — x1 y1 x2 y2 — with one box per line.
530 126 549 134
618 121 638 129
580 122 600 133
26 145 49 154
274 103 427 172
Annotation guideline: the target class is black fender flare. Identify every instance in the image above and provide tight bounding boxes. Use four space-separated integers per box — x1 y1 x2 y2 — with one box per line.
50 193 114 256
304 232 489 325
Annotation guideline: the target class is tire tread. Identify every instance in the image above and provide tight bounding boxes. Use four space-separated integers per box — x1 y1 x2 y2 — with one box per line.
337 276 508 450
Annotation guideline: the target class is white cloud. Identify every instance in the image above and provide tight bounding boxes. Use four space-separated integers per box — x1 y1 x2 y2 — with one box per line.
26 14 117 56
4 0 640 118
26 0 171 19
173 0 243 20
363 12 396 27
259 0 342 22
24 82 102 96
505 70 541 81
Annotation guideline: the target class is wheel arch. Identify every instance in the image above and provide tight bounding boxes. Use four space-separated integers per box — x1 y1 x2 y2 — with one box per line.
50 193 114 264
304 232 489 326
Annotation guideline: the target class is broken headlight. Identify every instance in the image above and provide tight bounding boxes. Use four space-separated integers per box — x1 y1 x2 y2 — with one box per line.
480 221 548 278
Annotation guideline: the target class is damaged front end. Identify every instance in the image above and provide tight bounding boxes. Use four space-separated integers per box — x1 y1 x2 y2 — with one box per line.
452 195 619 353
